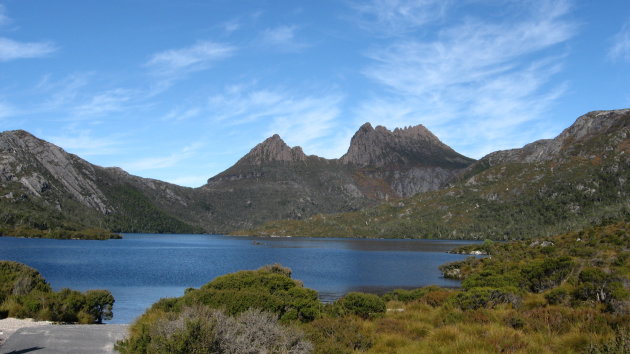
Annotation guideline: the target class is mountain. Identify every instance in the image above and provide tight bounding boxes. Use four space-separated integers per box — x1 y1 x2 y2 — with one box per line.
240 109 630 239
340 123 474 197
0 121 472 234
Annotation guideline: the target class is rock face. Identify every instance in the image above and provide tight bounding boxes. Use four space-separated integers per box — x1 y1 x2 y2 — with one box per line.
0 130 110 214
341 123 471 168
340 123 474 197
237 134 307 165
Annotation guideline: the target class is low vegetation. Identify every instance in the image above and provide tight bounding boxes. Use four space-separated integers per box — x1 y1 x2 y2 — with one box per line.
0 226 121 240
120 222 629 353
0 260 115 323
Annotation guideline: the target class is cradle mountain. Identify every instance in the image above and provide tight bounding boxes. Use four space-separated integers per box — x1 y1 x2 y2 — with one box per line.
1 109 628 239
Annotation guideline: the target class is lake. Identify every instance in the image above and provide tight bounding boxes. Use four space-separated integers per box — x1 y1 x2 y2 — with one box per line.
0 234 476 324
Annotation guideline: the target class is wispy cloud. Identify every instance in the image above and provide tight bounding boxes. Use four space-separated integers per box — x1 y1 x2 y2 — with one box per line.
47 130 124 157
221 19 241 34
37 73 91 110
208 83 344 155
73 88 136 117
260 25 308 51
121 142 205 171
609 18 630 62
0 100 16 119
146 41 235 75
0 37 56 61
0 5 10 26
351 0 450 36
161 107 201 122
358 0 576 158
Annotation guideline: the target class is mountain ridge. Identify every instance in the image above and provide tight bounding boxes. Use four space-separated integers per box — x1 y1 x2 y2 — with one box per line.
238 108 630 239
0 120 473 234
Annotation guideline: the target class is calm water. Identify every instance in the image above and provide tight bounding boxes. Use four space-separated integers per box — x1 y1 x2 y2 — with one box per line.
0 234 476 324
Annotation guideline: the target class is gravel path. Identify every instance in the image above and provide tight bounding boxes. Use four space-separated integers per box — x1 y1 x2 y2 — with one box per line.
0 318 52 346
0 318 128 354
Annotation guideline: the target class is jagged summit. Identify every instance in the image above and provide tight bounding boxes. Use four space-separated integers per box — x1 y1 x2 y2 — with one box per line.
341 122 473 168
233 134 307 166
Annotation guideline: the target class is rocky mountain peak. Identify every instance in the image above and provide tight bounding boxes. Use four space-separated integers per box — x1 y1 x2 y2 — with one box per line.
340 123 472 168
238 134 307 165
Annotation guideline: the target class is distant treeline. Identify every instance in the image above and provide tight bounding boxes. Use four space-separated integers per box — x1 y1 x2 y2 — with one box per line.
0 226 121 240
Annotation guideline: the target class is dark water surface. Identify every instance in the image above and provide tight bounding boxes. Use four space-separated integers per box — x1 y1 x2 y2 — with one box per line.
0 234 476 324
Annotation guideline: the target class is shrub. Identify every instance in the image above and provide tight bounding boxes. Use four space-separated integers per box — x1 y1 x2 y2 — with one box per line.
116 306 312 354
182 265 320 322
304 316 373 354
544 285 573 305
453 287 521 310
520 256 575 293
337 292 386 319
421 289 453 307
382 288 428 303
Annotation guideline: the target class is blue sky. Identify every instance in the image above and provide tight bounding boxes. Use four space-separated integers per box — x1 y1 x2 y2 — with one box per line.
1 0 629 187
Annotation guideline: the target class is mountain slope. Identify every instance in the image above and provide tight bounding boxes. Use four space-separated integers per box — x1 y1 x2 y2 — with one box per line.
0 121 472 234
239 109 630 239
0 130 200 233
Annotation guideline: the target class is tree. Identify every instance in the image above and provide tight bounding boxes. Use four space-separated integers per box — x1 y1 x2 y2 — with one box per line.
84 290 114 323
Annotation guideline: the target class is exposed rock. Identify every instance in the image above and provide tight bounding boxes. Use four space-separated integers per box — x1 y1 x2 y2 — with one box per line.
0 130 110 214
469 109 630 170
237 134 307 165
341 123 472 169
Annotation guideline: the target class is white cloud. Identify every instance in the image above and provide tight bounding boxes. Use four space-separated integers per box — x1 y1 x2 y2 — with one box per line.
146 41 235 75
609 18 630 62
0 37 56 61
358 0 576 158
207 84 344 156
260 25 307 51
351 0 449 36
73 88 135 117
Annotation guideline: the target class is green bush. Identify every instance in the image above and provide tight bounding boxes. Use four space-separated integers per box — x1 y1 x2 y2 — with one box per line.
453 287 521 310
0 261 115 323
544 285 573 305
337 292 386 319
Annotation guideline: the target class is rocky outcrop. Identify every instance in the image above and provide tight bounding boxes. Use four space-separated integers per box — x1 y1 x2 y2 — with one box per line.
0 130 110 214
341 123 472 169
472 109 630 168
237 134 307 166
